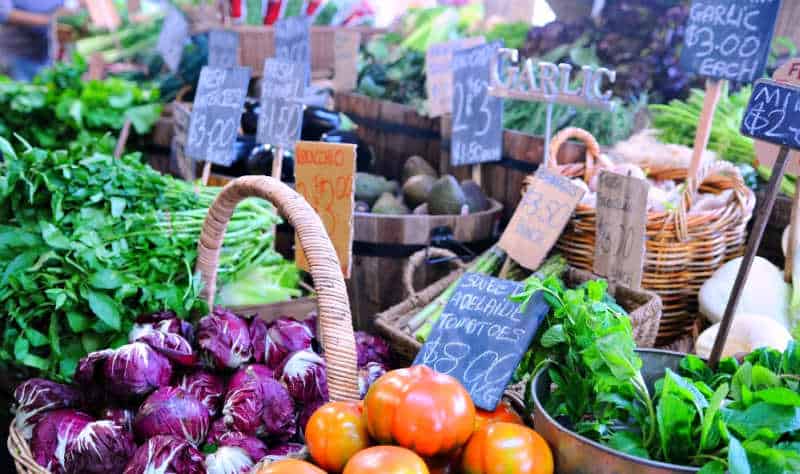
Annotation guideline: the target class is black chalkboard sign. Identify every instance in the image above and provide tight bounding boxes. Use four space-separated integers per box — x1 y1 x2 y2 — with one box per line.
413 273 549 410
741 79 800 150
257 59 307 148
185 66 251 166
208 30 240 68
275 16 311 81
680 0 782 83
450 41 504 166
156 7 189 72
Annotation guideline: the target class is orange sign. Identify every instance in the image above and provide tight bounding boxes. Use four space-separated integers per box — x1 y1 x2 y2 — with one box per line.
86 0 121 31
294 141 357 278
755 58 800 176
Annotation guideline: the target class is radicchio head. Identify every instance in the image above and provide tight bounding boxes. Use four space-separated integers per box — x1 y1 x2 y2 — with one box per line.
222 364 294 440
30 409 93 474
277 350 329 404
177 370 226 417
135 329 197 367
64 420 136 474
206 431 268 462
13 378 82 440
134 387 210 445
354 331 391 368
102 342 173 398
250 317 313 369
197 308 252 370
204 446 254 474
99 407 134 433
358 361 389 399
123 435 204 474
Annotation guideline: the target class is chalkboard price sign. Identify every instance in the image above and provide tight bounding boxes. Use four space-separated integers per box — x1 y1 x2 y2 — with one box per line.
741 79 800 150
450 41 504 166
414 272 549 410
185 66 251 166
156 7 190 72
257 59 307 148
275 17 311 79
209 30 240 68
680 0 782 83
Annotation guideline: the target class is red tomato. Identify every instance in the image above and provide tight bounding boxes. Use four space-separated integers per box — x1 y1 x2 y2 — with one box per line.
343 446 429 474
306 401 371 473
461 422 554 474
474 398 523 431
253 459 326 474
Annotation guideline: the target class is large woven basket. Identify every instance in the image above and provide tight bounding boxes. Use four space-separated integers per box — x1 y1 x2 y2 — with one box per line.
546 127 755 346
374 248 663 365
8 176 360 473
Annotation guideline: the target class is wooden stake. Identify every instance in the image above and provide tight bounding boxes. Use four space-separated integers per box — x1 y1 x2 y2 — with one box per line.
709 146 791 367
785 180 800 282
201 161 212 186
688 79 724 188
113 119 131 158
471 164 482 186
272 146 285 180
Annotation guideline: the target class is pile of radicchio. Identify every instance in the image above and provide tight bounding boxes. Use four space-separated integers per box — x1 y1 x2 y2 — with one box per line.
13 309 390 473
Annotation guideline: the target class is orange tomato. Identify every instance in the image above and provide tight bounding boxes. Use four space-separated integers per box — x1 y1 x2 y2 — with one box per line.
343 446 429 474
474 399 523 431
363 366 475 458
253 459 326 474
461 422 554 474
306 401 371 473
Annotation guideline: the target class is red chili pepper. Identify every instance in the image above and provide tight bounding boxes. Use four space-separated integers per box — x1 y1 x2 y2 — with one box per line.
264 0 282 25
230 0 242 18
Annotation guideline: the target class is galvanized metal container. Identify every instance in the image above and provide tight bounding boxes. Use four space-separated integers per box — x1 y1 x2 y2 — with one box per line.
531 349 700 474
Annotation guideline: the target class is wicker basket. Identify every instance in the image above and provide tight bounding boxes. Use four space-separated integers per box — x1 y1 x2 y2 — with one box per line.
8 176 360 473
545 127 755 346
375 248 663 365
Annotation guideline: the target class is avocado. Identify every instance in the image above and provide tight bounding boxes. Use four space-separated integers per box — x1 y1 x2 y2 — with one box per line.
371 192 410 215
427 175 467 215
402 174 436 208
355 172 398 206
461 180 490 213
401 155 437 183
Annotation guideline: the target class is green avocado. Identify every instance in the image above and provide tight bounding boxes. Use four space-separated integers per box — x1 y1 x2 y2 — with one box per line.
371 192 410 215
401 155 438 184
355 172 398 206
427 175 467 215
402 174 436 208
461 180 490 213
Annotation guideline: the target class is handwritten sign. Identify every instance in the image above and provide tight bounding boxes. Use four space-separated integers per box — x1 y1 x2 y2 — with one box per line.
680 0 782 83
485 0 535 23
333 30 361 92
755 59 800 175
86 0 120 31
257 59 307 149
209 30 240 68
157 7 190 72
275 17 311 80
185 66 250 166
414 273 549 410
451 42 504 166
741 79 800 150
294 141 357 278
498 168 585 271
425 37 486 117
593 171 649 289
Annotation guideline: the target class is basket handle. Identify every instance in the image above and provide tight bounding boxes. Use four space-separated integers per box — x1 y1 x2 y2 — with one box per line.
195 176 360 402
547 127 608 182
403 248 466 302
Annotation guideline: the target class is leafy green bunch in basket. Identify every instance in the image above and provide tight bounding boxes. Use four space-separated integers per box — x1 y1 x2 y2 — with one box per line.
0 136 296 381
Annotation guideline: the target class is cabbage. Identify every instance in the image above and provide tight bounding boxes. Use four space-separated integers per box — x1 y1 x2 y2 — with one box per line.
134 387 210 445
178 370 226 417
260 377 297 441
13 378 82 440
222 364 295 439
135 329 197 366
197 308 253 370
205 446 254 474
277 350 329 404
207 430 268 461
30 409 93 473
99 407 134 433
250 317 313 369
103 342 173 398
354 331 391 368
123 435 204 474
64 420 136 474
358 361 388 399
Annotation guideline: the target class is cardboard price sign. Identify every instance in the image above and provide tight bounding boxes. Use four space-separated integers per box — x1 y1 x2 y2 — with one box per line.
414 273 549 411
185 67 251 166
451 41 504 166
157 7 190 72
498 168 585 271
86 0 121 31
209 30 240 68
275 17 311 79
593 171 649 289
680 0 782 83
257 59 306 148
294 141 357 278
741 79 800 148
333 30 361 92
425 37 485 117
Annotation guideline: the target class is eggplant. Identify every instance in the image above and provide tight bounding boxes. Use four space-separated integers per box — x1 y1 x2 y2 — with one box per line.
245 144 295 182
301 106 341 141
320 130 375 173
241 98 260 136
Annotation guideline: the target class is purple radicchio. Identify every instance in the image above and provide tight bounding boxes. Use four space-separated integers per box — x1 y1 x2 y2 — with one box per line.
129 311 194 344
250 317 313 369
74 349 114 385
222 364 295 440
99 407 134 433
64 420 136 474
207 431 268 462
178 370 226 417
30 409 93 474
263 443 307 463
134 386 210 445
13 378 82 440
205 446 255 474
197 308 253 370
123 435 204 474
354 331 391 368
102 342 173 398
358 361 389 399
277 349 329 404
134 329 197 367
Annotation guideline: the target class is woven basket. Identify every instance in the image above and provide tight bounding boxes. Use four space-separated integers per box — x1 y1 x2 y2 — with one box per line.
375 248 663 365
545 127 755 346
8 176 360 473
